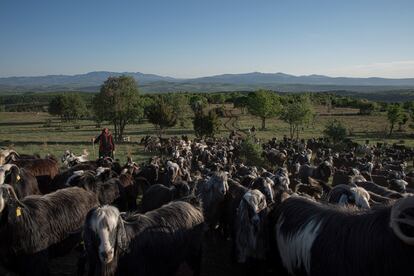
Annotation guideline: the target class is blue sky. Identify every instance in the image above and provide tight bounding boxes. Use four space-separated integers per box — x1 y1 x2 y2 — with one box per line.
1 0 414 78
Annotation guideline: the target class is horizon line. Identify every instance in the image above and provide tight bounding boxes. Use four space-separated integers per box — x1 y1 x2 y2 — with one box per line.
1 70 413 80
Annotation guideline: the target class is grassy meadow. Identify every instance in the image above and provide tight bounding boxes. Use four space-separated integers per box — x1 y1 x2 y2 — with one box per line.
0 103 413 164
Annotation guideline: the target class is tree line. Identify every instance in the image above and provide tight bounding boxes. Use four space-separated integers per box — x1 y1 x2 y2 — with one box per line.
2 76 413 140
43 76 316 141
45 76 414 140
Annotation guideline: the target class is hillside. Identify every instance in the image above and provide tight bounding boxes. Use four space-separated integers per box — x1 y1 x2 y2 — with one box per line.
1 71 414 93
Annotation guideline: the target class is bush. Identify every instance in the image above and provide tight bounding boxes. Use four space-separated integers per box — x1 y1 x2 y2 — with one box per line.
323 119 347 144
145 99 177 135
238 137 265 167
193 111 221 138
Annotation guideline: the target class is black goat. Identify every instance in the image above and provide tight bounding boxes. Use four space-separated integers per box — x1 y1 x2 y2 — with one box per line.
141 182 191 212
0 185 98 275
2 164 40 198
195 171 228 229
274 195 414 276
11 157 59 193
83 200 204 276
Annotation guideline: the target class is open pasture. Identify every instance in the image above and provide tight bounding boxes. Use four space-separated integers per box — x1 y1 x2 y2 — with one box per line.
1 104 412 162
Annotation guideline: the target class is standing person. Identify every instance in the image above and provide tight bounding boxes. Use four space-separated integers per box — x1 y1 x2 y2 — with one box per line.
92 128 115 158
250 125 256 136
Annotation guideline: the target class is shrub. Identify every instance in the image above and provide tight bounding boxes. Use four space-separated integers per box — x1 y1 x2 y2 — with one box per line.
145 99 177 136
238 137 265 167
193 111 221 138
323 119 347 144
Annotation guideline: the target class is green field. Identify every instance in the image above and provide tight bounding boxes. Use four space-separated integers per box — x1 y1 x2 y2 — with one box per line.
1 104 413 164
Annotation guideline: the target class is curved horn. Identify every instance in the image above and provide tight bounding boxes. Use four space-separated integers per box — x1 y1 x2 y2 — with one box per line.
0 164 18 172
104 157 114 163
0 149 18 158
390 196 414 245
8 150 19 156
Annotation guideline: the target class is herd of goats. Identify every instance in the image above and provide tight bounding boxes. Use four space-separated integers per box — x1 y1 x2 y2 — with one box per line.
0 135 414 276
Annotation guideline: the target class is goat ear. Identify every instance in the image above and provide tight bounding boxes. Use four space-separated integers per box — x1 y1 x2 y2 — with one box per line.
11 165 20 176
116 219 128 251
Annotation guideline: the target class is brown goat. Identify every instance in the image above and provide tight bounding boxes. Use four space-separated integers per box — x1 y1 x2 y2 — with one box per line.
11 158 59 193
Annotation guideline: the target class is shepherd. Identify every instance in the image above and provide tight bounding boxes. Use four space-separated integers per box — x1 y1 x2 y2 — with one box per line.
92 128 115 159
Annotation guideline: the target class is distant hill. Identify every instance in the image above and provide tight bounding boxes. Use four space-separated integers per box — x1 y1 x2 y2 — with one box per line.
1 71 414 93
0 71 176 87
190 72 414 86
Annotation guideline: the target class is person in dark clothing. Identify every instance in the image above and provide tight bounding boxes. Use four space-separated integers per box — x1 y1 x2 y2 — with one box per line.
250 125 256 136
92 128 115 158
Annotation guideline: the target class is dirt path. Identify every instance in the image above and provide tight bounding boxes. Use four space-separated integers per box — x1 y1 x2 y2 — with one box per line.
222 110 247 138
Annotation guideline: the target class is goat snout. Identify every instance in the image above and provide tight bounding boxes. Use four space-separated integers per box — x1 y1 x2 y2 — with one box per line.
100 249 114 264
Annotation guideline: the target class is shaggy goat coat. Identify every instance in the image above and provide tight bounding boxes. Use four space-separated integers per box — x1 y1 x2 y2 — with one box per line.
0 186 98 254
84 200 205 276
275 196 414 276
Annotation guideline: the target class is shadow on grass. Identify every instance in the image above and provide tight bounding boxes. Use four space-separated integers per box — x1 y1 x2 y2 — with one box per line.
350 131 413 140
127 128 195 136
0 140 142 146
0 122 43 126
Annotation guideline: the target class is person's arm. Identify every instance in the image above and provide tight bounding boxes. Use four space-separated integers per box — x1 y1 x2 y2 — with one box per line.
110 135 115 151
93 134 101 144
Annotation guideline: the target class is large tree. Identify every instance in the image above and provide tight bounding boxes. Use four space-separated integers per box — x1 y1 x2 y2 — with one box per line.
247 90 281 130
93 76 143 141
280 95 314 139
48 93 88 122
387 103 405 136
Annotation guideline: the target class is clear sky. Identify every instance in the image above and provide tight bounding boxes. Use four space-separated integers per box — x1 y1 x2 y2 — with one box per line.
1 0 414 78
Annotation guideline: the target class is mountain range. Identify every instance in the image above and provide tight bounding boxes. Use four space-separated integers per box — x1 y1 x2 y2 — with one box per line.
1 71 414 93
